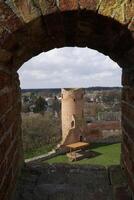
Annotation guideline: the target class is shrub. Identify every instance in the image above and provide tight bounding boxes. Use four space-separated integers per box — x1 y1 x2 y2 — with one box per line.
22 113 62 153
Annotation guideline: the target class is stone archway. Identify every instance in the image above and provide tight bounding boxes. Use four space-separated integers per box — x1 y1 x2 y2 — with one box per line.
0 1 134 199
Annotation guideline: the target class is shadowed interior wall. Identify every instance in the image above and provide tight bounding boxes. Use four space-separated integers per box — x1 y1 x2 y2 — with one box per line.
121 68 134 191
0 1 134 199
0 64 22 200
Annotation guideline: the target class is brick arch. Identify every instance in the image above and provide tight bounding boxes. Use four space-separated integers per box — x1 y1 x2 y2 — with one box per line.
0 1 134 199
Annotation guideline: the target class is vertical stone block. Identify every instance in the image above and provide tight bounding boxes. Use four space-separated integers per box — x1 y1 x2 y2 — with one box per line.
122 66 134 195
58 0 78 11
38 0 58 15
0 69 22 200
79 0 98 10
122 69 134 86
11 0 41 23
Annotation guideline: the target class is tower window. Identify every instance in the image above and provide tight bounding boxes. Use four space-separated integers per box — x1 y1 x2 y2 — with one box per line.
80 136 83 142
71 121 75 128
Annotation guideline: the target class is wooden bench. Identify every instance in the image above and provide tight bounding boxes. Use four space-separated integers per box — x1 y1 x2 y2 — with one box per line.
66 142 90 161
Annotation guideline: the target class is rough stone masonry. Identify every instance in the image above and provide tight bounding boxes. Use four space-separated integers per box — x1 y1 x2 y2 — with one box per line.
0 1 134 199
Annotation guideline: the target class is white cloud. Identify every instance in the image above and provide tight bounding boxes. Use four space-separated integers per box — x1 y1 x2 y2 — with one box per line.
18 47 122 89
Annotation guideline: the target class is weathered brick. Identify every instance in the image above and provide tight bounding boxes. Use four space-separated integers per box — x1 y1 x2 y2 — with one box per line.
2 103 20 131
122 162 134 193
12 151 20 176
0 93 13 117
0 167 12 200
62 11 78 46
122 131 134 160
39 0 58 15
0 72 12 89
11 121 20 141
0 161 6 185
10 0 41 23
0 49 12 63
6 141 17 168
122 87 134 105
0 122 4 138
122 69 134 86
122 144 133 174
122 116 134 142
122 102 134 123
114 185 132 200
58 0 78 11
0 2 22 46
0 135 11 160
79 0 98 10
44 13 65 47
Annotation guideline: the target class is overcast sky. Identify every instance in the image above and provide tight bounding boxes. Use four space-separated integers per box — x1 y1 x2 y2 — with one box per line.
18 47 122 89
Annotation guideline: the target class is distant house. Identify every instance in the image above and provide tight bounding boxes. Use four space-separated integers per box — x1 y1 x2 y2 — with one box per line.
45 97 53 107
29 104 36 112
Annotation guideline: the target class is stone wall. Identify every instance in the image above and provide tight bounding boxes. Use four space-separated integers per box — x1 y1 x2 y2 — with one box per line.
121 68 134 191
0 1 133 199
85 121 122 144
0 64 23 200
14 164 132 200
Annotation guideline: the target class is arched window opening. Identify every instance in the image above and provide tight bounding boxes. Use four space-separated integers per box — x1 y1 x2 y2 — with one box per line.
19 47 121 167
71 120 75 128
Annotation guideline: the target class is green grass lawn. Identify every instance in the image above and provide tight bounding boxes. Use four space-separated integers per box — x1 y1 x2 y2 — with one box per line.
43 143 121 166
24 144 55 159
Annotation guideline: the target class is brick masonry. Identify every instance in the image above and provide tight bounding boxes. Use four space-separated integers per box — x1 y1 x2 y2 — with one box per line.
0 64 23 200
0 1 133 199
121 68 134 193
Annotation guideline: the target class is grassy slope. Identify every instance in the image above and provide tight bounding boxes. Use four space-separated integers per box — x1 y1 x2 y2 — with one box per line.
24 144 54 159
43 143 121 166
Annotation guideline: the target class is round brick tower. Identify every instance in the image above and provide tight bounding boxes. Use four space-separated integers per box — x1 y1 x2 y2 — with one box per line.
61 88 85 145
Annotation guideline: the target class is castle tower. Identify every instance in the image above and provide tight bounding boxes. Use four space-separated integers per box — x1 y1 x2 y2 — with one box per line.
61 88 85 145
